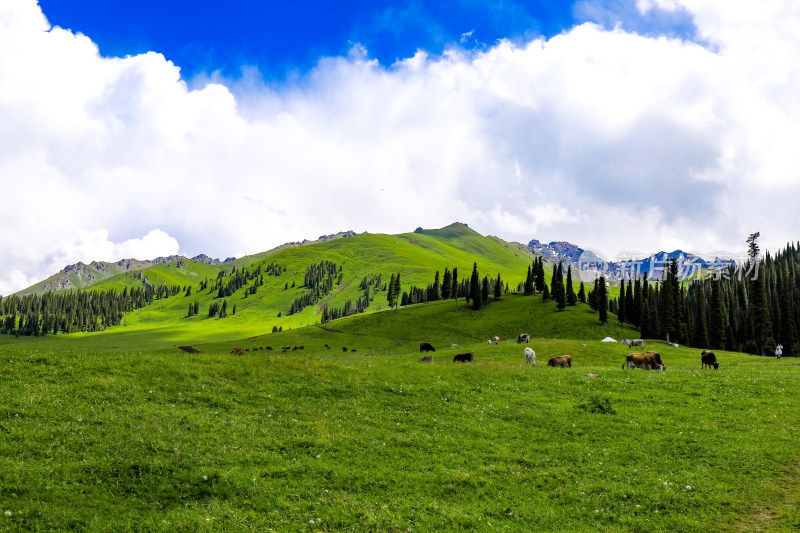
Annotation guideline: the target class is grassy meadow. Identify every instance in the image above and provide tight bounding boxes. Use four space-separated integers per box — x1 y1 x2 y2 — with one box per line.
2 292 800 531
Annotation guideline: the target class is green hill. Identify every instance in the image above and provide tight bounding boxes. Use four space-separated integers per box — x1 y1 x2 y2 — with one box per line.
2 223 624 351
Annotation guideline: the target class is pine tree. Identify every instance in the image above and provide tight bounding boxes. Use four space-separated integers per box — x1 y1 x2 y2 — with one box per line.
524 265 534 295
693 284 710 348
750 261 771 355
542 283 550 301
555 262 566 311
566 266 577 306
433 271 442 301
578 282 586 303
640 299 650 338
393 274 401 309
387 273 397 309
481 276 489 303
625 279 634 324
779 268 798 357
494 273 502 300
534 257 546 292
589 278 599 310
470 263 482 310
633 277 642 327
709 279 725 349
598 275 608 324
618 281 626 324
441 268 452 300
452 267 459 310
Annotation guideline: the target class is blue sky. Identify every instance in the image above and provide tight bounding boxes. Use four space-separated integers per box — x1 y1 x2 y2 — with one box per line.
38 0 693 80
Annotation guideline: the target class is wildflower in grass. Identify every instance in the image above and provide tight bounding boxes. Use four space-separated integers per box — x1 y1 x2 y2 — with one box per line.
686 485 691 490
203 475 208 481
4 511 10 516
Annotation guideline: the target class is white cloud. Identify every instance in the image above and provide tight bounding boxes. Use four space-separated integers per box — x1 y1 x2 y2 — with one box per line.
2 0 800 292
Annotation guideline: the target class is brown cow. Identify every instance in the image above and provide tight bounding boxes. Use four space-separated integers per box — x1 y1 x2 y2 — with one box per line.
701 350 719 370
622 352 665 371
230 347 245 355
629 339 645 349
419 355 433 363
547 355 572 368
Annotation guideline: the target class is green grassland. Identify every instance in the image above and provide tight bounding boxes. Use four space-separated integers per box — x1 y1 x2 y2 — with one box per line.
4 224 788 531
2 291 800 531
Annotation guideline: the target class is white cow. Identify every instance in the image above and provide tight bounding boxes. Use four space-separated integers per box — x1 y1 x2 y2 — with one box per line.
524 347 536 364
492 336 500 345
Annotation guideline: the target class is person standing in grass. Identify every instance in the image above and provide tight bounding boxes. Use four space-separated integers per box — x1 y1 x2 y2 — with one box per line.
775 344 783 359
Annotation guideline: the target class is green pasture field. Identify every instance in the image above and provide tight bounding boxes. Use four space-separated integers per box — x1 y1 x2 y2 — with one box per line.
1 294 799 531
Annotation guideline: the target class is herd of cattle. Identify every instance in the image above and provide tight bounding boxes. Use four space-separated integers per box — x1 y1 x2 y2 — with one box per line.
416 336 723 370
227 335 726 370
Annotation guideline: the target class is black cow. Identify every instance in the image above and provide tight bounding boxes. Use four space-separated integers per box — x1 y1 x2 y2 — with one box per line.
419 342 436 353
517 333 530 344
453 352 474 362
701 350 719 370
342 347 348 352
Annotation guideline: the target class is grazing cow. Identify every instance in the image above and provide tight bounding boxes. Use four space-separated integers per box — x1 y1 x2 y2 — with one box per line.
524 347 536 364
342 347 348 352
453 352 474 362
701 350 719 370
547 355 572 368
451 344 459 349
492 336 500 345
419 355 433 363
230 347 245 355
487 340 492 345
351 349 357 352
419 342 436 353
622 352 665 371
266 346 272 350
517 333 530 344
629 339 646 349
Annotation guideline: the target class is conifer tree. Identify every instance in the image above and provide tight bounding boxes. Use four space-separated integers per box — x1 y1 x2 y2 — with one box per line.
598 275 608 324
618 282 626 324
535 257 546 292
779 268 798 357
387 273 398 309
566 266 577 306
433 271 442 301
481 276 489 303
709 279 725 349
494 273 502 300
633 277 642 327
640 299 650 338
554 262 566 311
625 279 634 323
693 285 710 348
524 265 534 295
750 260 770 355
542 283 550 301
441 268 452 299
452 267 459 310
470 263 482 310
589 278 599 310
393 273 401 309
578 281 586 303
